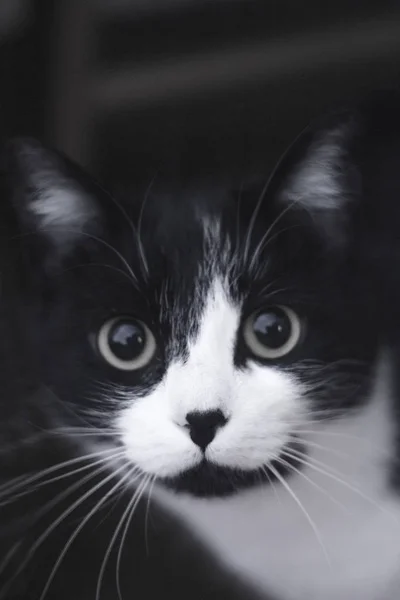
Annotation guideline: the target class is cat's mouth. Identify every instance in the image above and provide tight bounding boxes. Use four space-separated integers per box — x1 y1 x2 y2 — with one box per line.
161 441 304 498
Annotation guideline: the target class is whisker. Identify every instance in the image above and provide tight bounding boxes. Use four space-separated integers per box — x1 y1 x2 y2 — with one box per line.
114 476 151 600
248 210 300 273
16 228 140 289
40 385 97 430
144 475 157 556
0 447 119 500
0 462 117 599
64 230 139 287
61 263 138 288
234 181 244 257
114 486 143 600
292 358 368 371
97 474 150 600
296 408 349 418
277 457 349 514
284 447 354 479
136 177 156 280
242 121 312 268
263 466 281 504
282 449 400 525
256 285 292 301
294 433 390 463
0 450 123 507
295 438 356 460
90 178 138 245
50 427 120 438
242 179 270 267
33 451 126 520
295 429 389 452
0 542 21 579
266 463 331 565
38 466 138 600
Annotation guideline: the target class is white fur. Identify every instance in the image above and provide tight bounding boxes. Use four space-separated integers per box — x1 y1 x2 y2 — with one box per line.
117 278 305 476
156 361 400 600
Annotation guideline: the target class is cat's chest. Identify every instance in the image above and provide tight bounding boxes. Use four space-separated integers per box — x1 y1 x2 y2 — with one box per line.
156 389 400 600
163 486 400 600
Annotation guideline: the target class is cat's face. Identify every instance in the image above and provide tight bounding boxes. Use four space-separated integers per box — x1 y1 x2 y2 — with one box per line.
4 120 379 497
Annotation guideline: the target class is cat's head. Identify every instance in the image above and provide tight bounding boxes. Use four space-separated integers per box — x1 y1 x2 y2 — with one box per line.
3 108 380 497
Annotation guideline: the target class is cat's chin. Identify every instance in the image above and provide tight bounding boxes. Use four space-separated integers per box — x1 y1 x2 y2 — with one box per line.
160 449 302 498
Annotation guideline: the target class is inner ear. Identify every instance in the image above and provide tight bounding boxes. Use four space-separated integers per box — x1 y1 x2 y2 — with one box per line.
3 138 103 258
269 114 360 248
281 125 351 211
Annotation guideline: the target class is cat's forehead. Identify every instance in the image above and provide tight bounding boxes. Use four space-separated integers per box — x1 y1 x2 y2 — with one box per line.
150 212 241 339
116 184 307 320
134 183 273 276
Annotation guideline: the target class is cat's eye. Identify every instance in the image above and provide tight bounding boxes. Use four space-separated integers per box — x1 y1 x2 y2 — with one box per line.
243 306 302 359
97 317 156 371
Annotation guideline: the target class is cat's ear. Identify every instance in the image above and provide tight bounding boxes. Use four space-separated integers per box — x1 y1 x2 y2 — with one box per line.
2 138 103 258
273 115 359 247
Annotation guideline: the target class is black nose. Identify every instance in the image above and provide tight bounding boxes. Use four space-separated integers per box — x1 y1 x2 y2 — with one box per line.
185 409 227 451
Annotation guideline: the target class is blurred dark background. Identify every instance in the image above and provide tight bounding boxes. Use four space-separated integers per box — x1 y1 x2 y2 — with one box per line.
1 0 400 187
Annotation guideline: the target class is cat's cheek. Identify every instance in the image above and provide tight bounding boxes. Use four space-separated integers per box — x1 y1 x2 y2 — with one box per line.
115 394 202 478
207 365 307 470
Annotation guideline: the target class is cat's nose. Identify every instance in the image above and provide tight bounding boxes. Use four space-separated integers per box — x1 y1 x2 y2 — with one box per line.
185 409 227 451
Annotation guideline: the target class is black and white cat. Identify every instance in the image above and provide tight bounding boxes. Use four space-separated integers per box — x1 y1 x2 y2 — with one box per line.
2 90 400 600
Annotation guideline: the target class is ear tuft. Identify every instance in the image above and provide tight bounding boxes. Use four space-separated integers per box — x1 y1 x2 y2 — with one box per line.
274 116 360 248
280 125 351 213
4 138 99 252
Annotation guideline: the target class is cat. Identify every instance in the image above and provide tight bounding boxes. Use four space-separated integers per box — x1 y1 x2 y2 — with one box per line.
1 89 400 600
0 160 262 598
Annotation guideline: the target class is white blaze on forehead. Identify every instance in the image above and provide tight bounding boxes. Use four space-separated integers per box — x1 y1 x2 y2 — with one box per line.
188 278 238 365
200 215 235 280
167 277 240 417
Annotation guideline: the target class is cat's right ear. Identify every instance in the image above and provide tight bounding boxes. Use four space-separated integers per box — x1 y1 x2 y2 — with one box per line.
2 138 105 262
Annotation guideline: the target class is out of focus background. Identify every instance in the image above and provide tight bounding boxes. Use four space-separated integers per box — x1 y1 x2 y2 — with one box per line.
1 0 400 186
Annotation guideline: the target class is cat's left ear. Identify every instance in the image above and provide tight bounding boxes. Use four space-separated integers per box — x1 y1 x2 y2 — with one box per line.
2 138 105 258
273 114 360 246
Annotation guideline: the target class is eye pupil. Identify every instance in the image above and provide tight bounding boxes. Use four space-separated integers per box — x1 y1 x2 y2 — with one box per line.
108 321 146 361
253 308 291 349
